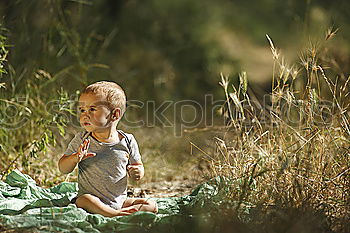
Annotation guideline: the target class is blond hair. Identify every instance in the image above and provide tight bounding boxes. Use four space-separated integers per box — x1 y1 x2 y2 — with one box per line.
82 81 127 116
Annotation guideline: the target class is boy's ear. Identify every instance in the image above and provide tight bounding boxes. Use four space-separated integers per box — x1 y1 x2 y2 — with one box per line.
112 108 121 121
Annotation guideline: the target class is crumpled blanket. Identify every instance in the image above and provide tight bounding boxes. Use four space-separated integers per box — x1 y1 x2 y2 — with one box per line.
0 170 233 232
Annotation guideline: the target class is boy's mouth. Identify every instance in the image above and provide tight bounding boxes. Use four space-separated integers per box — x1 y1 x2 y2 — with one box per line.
83 122 91 126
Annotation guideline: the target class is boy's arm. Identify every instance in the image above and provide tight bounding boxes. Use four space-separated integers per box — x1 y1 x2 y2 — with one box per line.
58 139 96 174
127 134 144 180
58 153 80 174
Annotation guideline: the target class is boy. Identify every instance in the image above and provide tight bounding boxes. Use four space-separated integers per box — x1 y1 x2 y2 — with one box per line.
58 81 157 217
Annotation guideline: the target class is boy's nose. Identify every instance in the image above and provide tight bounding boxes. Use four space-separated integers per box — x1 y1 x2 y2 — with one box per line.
80 112 90 119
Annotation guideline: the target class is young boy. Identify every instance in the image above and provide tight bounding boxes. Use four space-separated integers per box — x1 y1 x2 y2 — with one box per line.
58 81 157 217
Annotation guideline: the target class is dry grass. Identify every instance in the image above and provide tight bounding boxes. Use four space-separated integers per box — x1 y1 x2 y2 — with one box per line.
204 30 349 232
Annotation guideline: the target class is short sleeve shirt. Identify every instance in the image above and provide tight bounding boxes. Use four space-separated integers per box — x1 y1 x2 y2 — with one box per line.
64 130 141 209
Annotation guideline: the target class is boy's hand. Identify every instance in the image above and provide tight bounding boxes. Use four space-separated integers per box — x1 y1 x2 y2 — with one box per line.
121 205 139 214
115 206 138 216
127 164 144 181
75 139 96 162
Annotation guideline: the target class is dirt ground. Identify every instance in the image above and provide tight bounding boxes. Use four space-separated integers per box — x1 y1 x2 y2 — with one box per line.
125 127 218 198
128 176 204 198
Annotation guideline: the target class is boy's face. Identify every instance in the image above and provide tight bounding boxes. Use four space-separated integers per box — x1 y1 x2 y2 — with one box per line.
78 93 114 132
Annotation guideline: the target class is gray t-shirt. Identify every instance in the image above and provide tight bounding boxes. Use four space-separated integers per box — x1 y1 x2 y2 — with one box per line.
64 130 141 210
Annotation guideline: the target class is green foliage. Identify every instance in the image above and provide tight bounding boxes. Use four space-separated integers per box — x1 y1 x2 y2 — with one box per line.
2 0 350 103
0 25 8 78
0 80 74 180
0 26 76 181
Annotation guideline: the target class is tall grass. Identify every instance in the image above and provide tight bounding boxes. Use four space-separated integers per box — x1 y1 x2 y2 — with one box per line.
0 26 75 185
206 29 349 232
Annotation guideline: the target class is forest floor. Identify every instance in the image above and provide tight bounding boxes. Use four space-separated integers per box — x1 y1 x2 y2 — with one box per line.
126 169 207 199
123 126 222 198
128 175 204 198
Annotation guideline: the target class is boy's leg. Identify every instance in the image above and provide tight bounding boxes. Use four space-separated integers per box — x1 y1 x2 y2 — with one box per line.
122 198 158 213
75 194 131 217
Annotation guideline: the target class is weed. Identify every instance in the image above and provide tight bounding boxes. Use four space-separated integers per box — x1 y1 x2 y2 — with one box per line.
207 30 349 232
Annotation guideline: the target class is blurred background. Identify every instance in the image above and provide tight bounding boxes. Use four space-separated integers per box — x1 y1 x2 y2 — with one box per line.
1 0 349 100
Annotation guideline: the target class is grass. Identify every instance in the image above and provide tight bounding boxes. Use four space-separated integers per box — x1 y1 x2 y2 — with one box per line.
200 29 349 233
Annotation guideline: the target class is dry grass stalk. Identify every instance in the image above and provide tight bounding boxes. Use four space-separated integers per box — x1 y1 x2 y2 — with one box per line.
208 31 349 232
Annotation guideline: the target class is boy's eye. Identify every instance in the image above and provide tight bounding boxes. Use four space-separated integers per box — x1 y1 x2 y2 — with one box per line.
78 107 97 113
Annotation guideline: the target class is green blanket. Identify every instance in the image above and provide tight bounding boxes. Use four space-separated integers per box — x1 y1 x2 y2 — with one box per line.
0 170 232 232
